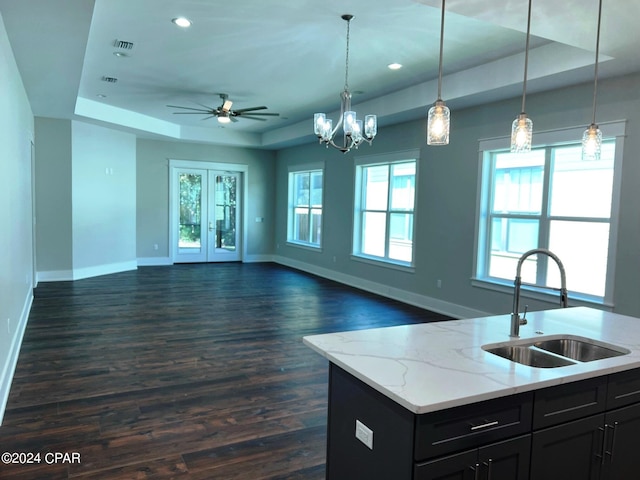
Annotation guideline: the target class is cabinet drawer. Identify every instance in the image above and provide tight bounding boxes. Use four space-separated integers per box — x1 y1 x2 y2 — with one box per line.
606 367 640 410
414 392 533 461
533 376 607 429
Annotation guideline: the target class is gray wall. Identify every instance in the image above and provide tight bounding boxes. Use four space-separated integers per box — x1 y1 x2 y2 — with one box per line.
275 72 640 318
136 139 277 262
34 118 138 280
0 12 34 421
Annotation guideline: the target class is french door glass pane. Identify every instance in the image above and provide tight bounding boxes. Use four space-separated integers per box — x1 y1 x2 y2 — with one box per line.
363 165 389 210
549 143 614 218
215 175 236 251
390 162 416 210
389 213 413 262
548 220 609 297
362 211 386 257
179 173 202 251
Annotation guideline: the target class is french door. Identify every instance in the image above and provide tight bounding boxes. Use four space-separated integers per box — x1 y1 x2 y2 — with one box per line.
171 166 242 263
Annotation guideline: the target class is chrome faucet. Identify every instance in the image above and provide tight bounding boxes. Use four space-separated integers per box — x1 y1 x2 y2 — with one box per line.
510 248 568 337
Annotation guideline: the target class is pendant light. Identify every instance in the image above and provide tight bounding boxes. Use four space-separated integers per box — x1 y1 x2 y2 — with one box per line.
582 0 604 161
427 0 450 145
511 0 534 153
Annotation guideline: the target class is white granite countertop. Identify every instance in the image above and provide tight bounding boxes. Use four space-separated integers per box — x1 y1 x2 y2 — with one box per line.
303 307 640 414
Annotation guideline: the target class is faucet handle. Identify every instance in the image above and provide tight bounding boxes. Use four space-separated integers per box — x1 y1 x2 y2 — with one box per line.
520 305 528 325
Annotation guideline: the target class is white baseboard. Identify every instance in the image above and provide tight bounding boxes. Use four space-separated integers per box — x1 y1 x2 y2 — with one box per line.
273 255 489 320
243 254 275 263
137 257 173 266
0 289 33 425
38 260 138 282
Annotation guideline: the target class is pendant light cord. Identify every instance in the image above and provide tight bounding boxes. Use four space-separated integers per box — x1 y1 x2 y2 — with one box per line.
591 0 603 125
521 0 532 113
437 0 446 100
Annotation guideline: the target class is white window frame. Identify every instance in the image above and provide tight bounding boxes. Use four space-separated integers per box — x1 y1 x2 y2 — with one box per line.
352 149 420 269
472 121 626 308
287 162 324 250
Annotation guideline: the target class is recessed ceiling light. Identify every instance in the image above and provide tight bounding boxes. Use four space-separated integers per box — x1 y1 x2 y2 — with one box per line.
388 63 403 70
96 94 107 98
113 51 129 58
172 17 192 28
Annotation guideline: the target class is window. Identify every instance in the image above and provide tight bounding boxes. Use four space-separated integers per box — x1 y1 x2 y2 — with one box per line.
353 151 418 266
287 166 323 247
475 122 625 305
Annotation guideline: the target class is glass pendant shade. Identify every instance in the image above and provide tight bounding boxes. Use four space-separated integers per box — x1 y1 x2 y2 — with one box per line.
217 115 231 124
582 123 602 160
343 111 356 135
314 113 326 136
511 113 533 153
364 115 377 139
427 100 450 145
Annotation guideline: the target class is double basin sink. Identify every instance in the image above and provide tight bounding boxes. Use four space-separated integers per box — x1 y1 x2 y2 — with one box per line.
483 335 630 368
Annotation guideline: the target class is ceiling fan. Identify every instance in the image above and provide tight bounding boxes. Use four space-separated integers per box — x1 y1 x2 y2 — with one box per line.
167 93 279 124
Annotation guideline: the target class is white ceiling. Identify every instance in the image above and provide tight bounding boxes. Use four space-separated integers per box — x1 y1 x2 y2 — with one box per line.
1 0 638 149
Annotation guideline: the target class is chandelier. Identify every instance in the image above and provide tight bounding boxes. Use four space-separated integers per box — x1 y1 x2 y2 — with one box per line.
313 14 377 153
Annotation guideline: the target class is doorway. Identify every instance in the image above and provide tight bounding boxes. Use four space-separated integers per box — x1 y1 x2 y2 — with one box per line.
170 161 245 263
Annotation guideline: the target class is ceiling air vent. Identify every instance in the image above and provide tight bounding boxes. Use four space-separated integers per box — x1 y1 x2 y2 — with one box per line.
113 39 134 50
101 76 118 83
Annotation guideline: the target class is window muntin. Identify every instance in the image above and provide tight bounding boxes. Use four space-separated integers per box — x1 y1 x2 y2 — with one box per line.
288 169 323 247
478 139 617 302
354 159 416 266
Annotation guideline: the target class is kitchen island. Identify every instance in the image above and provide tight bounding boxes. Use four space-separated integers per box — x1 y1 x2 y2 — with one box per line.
303 307 640 479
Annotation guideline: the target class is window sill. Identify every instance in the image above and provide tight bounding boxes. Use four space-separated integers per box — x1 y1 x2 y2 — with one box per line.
350 254 415 273
470 277 613 311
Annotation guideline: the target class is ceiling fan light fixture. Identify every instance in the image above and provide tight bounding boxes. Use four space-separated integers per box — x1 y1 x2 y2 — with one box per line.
217 114 231 124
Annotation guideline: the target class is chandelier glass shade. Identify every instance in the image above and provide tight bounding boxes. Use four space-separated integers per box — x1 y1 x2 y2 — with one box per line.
582 0 604 161
511 0 534 153
427 0 450 146
313 15 377 153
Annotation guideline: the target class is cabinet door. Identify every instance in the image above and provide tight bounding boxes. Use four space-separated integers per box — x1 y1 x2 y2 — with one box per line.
414 449 478 480
478 434 531 480
530 414 604 480
601 403 640 479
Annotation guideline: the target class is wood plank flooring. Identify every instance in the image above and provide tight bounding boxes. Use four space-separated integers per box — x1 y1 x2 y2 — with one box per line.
1 262 451 479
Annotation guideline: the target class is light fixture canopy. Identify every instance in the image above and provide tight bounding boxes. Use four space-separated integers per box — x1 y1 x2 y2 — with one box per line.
427 0 450 146
510 0 534 153
313 15 377 153
582 0 604 161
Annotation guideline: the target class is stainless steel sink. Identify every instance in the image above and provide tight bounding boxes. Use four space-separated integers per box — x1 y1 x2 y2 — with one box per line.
483 335 629 368
533 338 629 362
483 345 576 368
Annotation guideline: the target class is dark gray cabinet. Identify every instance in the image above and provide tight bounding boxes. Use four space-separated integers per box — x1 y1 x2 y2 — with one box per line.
325 363 640 480
415 435 531 480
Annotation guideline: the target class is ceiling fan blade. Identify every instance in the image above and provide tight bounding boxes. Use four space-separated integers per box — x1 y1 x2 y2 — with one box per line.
172 111 217 115
238 112 280 117
230 116 239 123
237 115 268 121
166 104 213 113
233 106 268 113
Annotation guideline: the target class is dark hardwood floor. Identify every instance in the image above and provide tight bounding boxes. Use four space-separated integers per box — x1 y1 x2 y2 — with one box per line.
1 263 451 479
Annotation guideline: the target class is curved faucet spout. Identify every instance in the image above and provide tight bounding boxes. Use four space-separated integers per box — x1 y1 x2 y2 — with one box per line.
510 248 568 337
